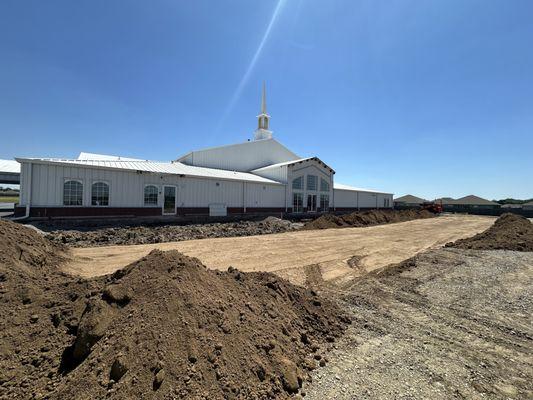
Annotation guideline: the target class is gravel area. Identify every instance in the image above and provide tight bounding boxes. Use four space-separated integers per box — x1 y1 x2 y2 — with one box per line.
304 248 533 399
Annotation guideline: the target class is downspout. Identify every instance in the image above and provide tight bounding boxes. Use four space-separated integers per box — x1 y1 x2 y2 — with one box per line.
243 182 246 213
12 162 32 220
357 191 360 211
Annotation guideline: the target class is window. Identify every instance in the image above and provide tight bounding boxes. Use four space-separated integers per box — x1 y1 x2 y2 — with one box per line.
144 185 158 206
293 193 303 213
320 178 330 192
307 175 318 191
91 182 109 206
292 176 303 190
320 194 329 211
63 180 83 206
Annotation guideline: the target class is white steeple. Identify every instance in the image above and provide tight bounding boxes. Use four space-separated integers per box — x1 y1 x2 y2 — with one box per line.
254 82 273 140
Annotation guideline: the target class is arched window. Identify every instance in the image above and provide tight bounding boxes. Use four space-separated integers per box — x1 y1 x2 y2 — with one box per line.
91 182 109 206
63 180 83 206
144 185 158 206
292 176 303 190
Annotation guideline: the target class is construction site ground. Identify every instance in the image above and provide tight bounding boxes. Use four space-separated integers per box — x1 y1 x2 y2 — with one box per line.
64 214 495 286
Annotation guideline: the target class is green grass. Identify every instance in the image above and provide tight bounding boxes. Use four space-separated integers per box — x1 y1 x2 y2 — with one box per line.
0 196 19 203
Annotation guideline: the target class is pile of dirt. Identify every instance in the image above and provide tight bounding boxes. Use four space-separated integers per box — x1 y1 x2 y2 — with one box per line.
447 213 533 251
0 221 349 399
45 217 301 248
303 209 435 230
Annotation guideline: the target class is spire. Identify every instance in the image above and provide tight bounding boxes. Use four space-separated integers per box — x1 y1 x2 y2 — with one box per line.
261 81 267 114
254 82 272 140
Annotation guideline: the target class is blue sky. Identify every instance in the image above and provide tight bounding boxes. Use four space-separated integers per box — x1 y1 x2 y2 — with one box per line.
0 0 532 200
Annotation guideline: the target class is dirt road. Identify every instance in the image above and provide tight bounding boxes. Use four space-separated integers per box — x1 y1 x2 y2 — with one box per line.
304 248 533 399
64 214 494 284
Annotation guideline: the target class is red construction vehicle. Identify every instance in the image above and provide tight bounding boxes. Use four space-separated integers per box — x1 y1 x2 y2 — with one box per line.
421 200 443 214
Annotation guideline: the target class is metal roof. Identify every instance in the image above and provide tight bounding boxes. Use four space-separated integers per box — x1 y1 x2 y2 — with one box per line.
0 159 20 174
453 195 500 206
15 158 283 185
77 152 145 161
176 138 300 162
251 157 335 173
394 194 427 204
334 182 393 195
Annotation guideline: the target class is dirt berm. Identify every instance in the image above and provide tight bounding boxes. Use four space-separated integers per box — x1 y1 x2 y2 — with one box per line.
0 219 350 399
447 213 533 251
303 209 434 230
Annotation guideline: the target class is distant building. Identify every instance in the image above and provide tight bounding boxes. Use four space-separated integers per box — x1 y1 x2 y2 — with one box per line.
394 194 426 208
501 204 523 209
522 201 533 211
440 195 500 212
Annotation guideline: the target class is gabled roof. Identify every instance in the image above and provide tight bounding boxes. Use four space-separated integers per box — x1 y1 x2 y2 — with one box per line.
15 158 282 185
176 138 301 172
0 159 20 174
250 157 335 174
394 194 427 204
334 183 392 195
453 195 499 206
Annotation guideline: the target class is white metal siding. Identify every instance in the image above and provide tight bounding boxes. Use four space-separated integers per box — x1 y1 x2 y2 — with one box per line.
251 165 288 183
245 183 285 208
22 162 286 210
333 189 393 209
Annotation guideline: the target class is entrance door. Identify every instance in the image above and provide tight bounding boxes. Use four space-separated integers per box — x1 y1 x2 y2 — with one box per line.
163 186 176 215
307 194 317 212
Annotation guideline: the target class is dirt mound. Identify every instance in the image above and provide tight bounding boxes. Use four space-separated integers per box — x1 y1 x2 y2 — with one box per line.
0 219 65 271
45 217 301 248
0 220 350 399
447 213 533 251
304 209 435 230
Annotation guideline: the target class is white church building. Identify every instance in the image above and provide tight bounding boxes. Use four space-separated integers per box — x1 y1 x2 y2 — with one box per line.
14 87 392 219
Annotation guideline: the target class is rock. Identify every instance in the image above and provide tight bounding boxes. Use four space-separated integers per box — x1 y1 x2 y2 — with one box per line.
30 314 39 323
278 357 300 394
103 284 132 306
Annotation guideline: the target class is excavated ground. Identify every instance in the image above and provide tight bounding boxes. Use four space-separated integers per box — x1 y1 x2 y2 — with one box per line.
1 214 531 399
0 219 350 399
447 213 533 251
42 210 436 248
43 217 302 248
304 214 533 399
302 209 435 230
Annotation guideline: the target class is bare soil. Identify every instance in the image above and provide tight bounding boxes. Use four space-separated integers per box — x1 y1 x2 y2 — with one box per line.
0 219 350 399
447 212 533 251
2 214 531 399
44 216 301 248
303 209 435 230
64 215 495 284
